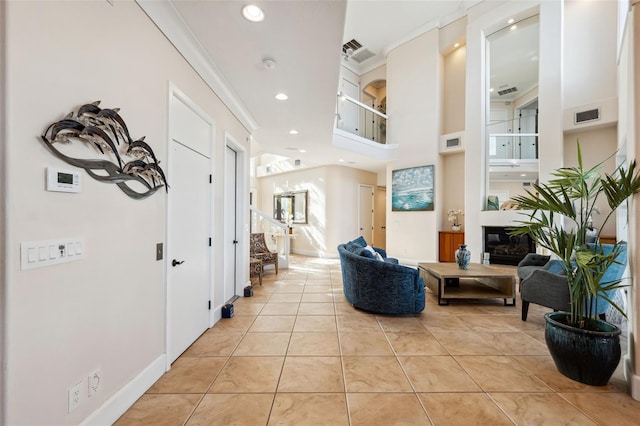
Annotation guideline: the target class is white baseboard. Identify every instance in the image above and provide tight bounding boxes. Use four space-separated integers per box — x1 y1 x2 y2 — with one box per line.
80 354 166 426
292 248 339 258
624 355 640 401
394 257 420 267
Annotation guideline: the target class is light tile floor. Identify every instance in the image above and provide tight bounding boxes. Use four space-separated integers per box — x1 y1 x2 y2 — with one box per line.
116 255 640 425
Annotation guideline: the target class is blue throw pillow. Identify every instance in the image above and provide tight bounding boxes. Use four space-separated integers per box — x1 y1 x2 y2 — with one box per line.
544 260 564 275
355 247 375 258
348 236 367 248
344 242 359 253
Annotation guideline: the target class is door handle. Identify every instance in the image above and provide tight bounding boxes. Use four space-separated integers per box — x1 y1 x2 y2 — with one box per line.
172 259 185 267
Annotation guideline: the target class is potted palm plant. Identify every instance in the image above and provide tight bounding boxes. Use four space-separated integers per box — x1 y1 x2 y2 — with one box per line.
510 142 640 385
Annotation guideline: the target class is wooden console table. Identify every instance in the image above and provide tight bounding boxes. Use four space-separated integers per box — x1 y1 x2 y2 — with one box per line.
418 262 516 306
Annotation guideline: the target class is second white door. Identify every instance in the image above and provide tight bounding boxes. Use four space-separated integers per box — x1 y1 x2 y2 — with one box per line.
223 146 238 302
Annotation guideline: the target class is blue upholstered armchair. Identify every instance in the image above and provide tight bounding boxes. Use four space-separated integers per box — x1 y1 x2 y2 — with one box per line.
337 237 425 315
520 244 627 321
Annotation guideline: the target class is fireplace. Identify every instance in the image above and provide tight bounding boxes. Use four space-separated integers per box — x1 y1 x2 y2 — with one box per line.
484 226 535 266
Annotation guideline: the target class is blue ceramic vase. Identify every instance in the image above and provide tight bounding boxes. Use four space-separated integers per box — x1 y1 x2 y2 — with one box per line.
455 244 471 270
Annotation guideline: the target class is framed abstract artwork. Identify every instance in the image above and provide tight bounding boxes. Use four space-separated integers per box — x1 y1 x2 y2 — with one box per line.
391 165 434 211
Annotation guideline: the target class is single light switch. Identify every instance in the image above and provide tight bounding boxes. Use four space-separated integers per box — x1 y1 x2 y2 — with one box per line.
39 247 48 261
28 248 37 263
75 241 83 254
67 242 75 256
49 245 58 259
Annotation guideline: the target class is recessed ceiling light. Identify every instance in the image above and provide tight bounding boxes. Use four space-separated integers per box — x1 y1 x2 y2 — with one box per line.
299 149 306 153
521 174 527 177
289 129 298 135
242 5 264 22
454 42 460 48
490 88 494 92
507 18 515 24
275 93 288 101
338 159 345 163
510 25 517 31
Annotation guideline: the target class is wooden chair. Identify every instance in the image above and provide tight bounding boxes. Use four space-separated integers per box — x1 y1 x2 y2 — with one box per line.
250 233 278 274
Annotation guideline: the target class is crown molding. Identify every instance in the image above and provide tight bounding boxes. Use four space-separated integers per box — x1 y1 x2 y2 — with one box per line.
136 0 257 132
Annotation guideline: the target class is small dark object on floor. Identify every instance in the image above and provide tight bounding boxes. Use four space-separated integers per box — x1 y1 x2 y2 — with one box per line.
222 303 234 318
244 286 253 297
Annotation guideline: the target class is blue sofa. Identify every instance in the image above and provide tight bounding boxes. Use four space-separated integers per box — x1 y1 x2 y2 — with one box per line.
337 237 425 315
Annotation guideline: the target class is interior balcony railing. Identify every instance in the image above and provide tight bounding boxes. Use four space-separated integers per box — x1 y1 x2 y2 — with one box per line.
249 205 291 270
336 92 387 144
487 111 539 161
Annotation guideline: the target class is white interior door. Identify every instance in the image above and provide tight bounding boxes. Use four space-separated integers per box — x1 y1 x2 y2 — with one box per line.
223 146 238 302
167 142 210 364
167 88 213 365
374 186 387 249
358 184 374 244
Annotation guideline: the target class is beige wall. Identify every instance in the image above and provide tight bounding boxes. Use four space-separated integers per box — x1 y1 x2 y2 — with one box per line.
442 45 466 134
257 166 376 257
387 29 442 262
564 127 618 236
3 1 249 424
564 0 618 109
441 153 466 230
441 43 467 229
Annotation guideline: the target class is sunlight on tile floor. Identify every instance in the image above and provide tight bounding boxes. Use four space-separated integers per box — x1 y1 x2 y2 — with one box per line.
116 255 640 425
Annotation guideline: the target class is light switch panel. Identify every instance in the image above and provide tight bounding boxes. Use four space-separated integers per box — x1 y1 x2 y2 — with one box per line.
21 237 85 270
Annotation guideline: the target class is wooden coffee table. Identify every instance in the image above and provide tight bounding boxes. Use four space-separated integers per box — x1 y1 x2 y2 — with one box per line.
418 262 516 306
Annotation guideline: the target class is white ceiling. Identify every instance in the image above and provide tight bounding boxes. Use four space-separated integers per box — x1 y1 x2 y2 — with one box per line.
152 1 525 173
342 0 476 74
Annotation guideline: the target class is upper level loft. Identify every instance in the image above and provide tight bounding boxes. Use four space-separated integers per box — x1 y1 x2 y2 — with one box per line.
332 74 399 161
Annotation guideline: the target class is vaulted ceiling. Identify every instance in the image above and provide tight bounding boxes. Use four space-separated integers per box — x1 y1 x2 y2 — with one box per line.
140 1 492 172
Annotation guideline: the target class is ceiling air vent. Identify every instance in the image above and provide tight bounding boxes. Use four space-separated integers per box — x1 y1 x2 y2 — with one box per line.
351 48 376 63
498 87 518 96
342 39 362 54
342 39 376 63
575 108 600 124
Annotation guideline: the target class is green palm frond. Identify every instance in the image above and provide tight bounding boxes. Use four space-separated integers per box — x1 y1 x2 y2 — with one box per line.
509 142 640 326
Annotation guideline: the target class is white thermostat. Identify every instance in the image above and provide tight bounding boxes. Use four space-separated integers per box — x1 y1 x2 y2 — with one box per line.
46 167 81 193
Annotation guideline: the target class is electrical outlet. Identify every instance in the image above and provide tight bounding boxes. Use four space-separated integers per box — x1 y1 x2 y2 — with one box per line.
68 381 83 413
88 369 101 397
